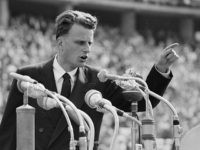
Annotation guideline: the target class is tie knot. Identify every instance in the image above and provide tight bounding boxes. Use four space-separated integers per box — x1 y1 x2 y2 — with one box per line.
63 73 71 80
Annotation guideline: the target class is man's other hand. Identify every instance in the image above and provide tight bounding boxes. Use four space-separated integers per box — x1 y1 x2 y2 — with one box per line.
156 43 180 73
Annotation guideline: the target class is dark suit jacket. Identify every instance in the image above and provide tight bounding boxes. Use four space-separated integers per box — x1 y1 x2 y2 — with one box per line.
0 58 172 150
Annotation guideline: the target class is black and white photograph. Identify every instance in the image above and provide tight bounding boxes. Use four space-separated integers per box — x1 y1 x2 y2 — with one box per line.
0 0 200 150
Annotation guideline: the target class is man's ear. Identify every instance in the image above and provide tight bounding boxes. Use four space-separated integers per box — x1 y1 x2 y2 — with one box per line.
57 37 63 47
56 37 64 53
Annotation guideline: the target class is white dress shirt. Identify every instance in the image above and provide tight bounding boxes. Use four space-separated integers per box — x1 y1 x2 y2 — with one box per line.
155 65 171 78
53 56 77 94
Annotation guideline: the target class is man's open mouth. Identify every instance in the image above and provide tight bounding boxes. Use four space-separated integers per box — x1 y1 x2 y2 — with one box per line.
80 56 88 60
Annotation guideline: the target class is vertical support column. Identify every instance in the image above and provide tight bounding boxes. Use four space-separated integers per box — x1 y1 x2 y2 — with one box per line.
0 0 9 27
120 11 137 38
179 17 194 44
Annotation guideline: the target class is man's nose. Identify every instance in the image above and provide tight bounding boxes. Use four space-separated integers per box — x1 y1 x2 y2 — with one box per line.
83 44 91 53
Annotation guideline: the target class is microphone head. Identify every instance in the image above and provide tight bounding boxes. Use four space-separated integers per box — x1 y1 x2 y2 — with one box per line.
10 72 37 83
37 97 58 110
122 90 143 102
85 89 102 108
97 70 108 82
17 80 28 93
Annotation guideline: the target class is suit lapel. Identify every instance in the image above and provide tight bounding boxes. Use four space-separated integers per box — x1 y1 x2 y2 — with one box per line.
41 58 57 93
48 67 96 148
70 67 89 108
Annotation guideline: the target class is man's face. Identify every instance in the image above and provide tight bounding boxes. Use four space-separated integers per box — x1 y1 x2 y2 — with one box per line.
58 24 94 70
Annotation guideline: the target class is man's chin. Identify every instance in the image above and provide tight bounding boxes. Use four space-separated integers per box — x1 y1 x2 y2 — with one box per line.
81 60 88 65
75 62 86 68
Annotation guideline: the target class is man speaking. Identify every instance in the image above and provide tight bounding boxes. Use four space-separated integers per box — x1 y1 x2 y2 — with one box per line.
0 10 179 150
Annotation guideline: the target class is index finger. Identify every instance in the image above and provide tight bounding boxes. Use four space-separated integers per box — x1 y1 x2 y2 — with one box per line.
163 43 179 51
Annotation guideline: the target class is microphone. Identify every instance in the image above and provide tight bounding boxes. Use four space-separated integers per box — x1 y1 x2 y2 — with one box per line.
84 89 141 125
85 89 119 150
115 107 141 126
97 69 147 87
97 70 145 91
84 89 111 109
36 97 88 130
10 72 47 99
97 70 135 82
37 97 59 110
10 72 38 84
19 81 47 99
10 73 57 110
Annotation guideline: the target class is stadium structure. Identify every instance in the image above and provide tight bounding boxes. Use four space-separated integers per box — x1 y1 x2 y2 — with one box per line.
0 0 199 45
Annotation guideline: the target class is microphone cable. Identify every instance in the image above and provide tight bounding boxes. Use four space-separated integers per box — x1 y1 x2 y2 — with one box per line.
56 94 88 150
114 107 142 126
56 94 86 134
39 88 76 150
79 110 95 150
100 104 119 150
134 76 182 150
64 104 94 150
148 90 183 150
133 76 182 150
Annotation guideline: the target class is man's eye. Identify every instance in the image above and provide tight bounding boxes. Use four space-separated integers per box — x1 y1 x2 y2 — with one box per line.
76 41 85 45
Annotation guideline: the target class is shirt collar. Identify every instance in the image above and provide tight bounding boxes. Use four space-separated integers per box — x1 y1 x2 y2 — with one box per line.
53 56 77 82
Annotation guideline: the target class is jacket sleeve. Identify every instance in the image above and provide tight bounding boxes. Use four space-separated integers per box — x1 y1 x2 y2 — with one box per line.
137 66 173 111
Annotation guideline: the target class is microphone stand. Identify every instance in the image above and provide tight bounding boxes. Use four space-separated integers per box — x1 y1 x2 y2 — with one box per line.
122 91 143 150
16 84 35 150
131 100 138 150
121 78 155 150
137 87 156 150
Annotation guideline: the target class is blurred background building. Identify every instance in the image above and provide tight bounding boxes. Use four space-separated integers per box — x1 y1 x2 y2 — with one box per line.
4 0 200 43
1 0 200 150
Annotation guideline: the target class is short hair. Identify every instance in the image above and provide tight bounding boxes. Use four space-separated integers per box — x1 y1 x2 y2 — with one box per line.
55 10 98 39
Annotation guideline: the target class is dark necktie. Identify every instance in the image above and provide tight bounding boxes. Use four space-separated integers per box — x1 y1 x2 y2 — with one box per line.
48 73 71 128
61 73 71 98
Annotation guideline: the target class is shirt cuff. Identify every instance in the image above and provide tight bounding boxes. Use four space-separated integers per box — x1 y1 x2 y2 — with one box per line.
154 65 170 78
